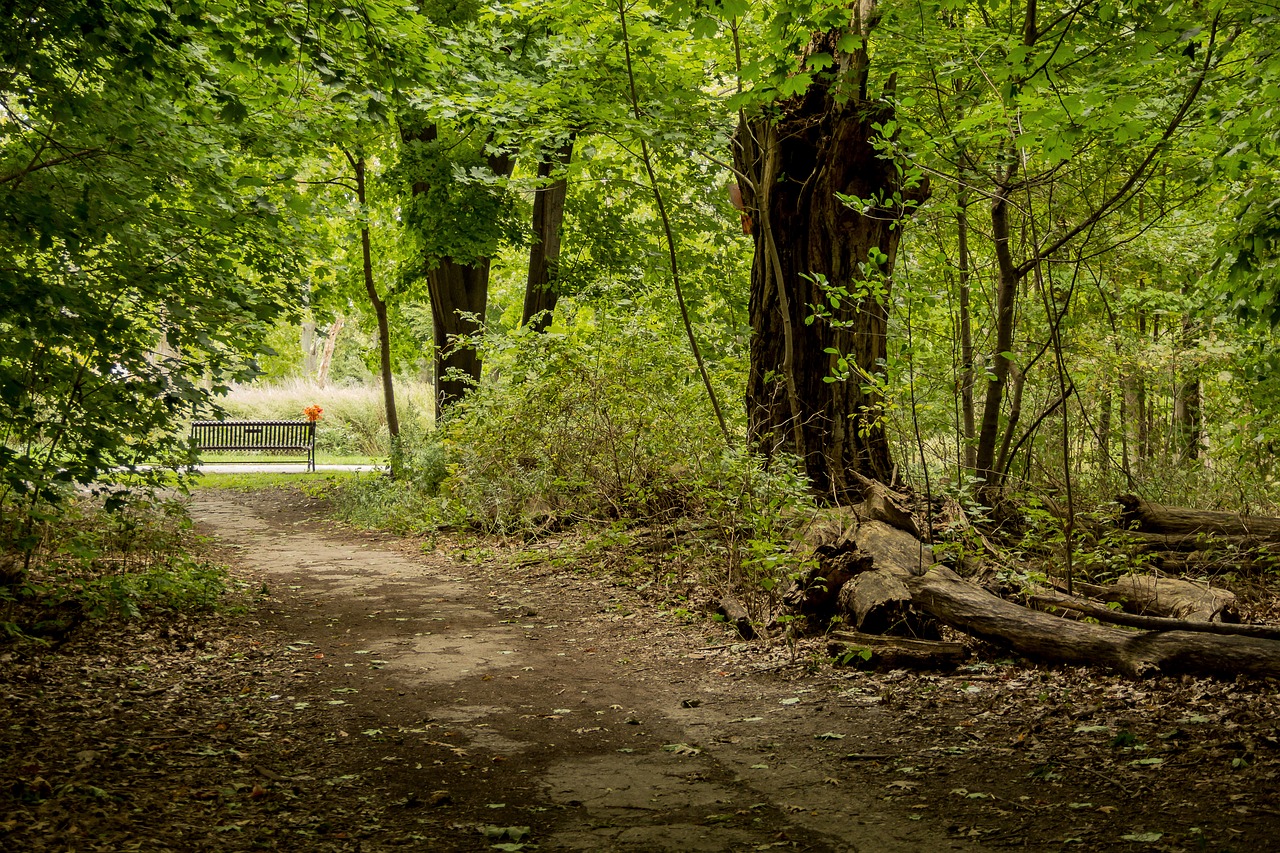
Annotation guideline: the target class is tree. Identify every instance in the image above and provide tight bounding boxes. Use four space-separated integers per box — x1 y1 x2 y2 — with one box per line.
732 1 928 500
0 0 309 538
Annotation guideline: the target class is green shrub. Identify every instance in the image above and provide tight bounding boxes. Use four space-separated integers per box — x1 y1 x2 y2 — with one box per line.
1 494 228 640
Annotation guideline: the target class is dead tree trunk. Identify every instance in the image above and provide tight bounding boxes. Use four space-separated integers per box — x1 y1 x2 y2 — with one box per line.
909 564 1280 678
1118 494 1280 539
732 8 927 500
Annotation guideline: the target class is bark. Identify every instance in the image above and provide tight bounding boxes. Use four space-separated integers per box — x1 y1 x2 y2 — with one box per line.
838 570 915 635
300 318 317 382
404 124 515 419
733 15 927 500
1097 385 1112 475
788 512 1280 679
1174 366 1201 464
828 630 966 670
956 188 976 473
521 139 574 332
427 256 492 418
909 564 1280 678
1118 494 1280 539
1118 529 1280 553
974 177 1020 482
316 315 344 389
716 595 754 639
1099 575 1237 622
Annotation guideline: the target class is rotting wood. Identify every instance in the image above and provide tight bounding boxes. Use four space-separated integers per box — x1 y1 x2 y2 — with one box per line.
1115 529 1280 553
851 471 920 536
828 629 965 669
908 564 1280 678
1118 494 1280 539
837 569 915 635
839 521 939 637
1028 590 1280 639
1105 575 1238 622
717 595 755 640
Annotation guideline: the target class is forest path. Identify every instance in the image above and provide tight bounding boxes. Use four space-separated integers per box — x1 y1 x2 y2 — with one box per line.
192 489 976 853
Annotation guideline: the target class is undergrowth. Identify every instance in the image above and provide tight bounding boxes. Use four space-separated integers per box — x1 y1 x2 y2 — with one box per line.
0 493 228 644
327 305 820 620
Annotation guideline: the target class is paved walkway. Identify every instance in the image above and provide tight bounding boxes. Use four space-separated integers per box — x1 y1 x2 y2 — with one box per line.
195 463 380 474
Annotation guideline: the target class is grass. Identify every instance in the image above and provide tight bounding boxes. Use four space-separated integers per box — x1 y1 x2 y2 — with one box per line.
198 452 382 465
215 379 434 458
191 471 365 491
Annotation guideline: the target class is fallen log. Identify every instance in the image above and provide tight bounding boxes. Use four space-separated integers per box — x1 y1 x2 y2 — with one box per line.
837 522 939 637
1028 590 1279 640
838 570 913 635
908 565 1280 679
1114 529 1280 554
1118 495 1280 539
716 595 755 639
1105 575 1238 622
828 630 966 670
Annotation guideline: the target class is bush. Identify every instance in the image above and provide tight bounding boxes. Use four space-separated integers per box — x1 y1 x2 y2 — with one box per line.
1 493 228 640
329 301 819 618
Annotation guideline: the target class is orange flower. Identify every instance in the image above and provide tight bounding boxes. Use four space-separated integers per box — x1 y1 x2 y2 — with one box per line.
303 405 323 422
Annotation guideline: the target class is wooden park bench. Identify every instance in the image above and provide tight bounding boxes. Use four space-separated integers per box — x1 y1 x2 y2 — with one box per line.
190 420 316 471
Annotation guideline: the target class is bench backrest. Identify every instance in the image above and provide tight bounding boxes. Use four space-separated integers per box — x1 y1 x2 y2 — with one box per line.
190 420 315 449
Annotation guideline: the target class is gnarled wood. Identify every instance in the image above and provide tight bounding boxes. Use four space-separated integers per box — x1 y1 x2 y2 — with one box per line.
1030 589 1278 640
1103 575 1238 622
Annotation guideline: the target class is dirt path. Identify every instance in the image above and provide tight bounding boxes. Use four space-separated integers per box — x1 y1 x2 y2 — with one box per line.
192 492 977 852
8 488 1277 852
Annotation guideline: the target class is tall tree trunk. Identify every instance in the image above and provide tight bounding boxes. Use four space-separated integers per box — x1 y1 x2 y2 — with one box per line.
427 257 493 417
956 188 976 474
522 139 574 332
403 124 515 419
974 175 1020 484
733 11 927 501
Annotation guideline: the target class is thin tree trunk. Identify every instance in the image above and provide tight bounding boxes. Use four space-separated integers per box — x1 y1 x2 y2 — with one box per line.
1136 310 1149 464
349 152 399 440
317 315 343 389
301 317 317 382
1097 385 1112 476
974 174 1019 484
1174 314 1200 462
956 188 976 474
522 139 574 332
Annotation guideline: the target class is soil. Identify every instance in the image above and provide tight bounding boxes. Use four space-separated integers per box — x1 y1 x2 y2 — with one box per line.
3 487 1280 852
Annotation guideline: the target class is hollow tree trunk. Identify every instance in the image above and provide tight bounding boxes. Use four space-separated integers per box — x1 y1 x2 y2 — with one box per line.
521 139 574 332
732 12 927 501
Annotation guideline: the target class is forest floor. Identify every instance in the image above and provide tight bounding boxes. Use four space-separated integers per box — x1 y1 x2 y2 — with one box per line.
2 487 1279 852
